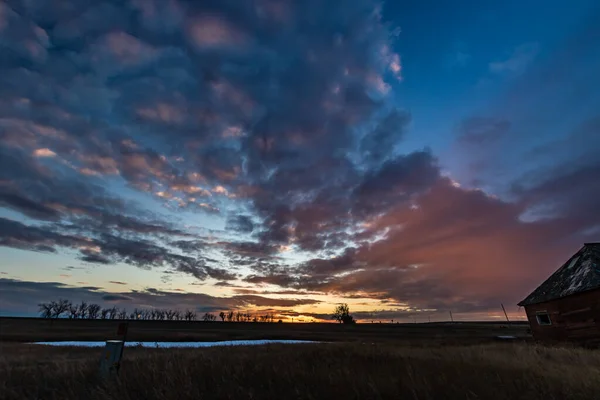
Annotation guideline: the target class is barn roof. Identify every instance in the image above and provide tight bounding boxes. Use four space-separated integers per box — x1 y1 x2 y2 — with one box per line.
518 242 600 306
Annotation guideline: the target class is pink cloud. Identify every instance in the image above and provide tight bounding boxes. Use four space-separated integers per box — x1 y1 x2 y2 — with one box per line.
137 103 186 124
103 31 158 65
33 148 56 158
188 15 246 48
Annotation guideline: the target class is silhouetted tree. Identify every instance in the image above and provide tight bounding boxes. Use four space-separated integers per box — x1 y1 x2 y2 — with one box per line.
219 311 226 321
332 303 355 324
118 309 128 319
226 311 234 322
87 304 101 319
202 312 216 322
141 309 151 320
184 309 197 321
165 309 177 320
38 302 53 318
77 301 88 319
68 304 79 319
100 308 110 319
51 299 71 318
108 306 118 319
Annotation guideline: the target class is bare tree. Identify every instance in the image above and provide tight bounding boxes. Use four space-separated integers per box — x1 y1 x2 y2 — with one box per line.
227 310 234 322
174 310 182 321
235 312 242 322
38 302 53 318
77 301 88 319
87 304 101 319
68 304 79 319
202 312 216 322
165 309 177 320
118 309 128 319
100 308 110 319
219 311 226 321
184 309 197 321
51 299 71 318
141 309 151 320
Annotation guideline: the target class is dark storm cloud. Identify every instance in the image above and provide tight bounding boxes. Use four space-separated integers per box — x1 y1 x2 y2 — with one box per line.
360 109 412 165
352 150 440 216
225 214 254 233
231 295 321 308
0 192 61 221
0 217 86 253
0 0 412 285
0 217 225 282
102 294 132 301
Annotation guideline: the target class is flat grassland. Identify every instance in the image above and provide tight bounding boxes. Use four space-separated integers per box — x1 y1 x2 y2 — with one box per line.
0 317 530 344
2 341 600 400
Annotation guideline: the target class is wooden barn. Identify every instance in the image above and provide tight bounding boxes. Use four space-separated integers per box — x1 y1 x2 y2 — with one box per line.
518 242 600 346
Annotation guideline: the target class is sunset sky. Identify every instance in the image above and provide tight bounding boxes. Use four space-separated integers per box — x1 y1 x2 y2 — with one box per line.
1 0 599 322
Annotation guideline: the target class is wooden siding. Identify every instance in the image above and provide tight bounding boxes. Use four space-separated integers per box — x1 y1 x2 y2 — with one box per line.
523 288 600 346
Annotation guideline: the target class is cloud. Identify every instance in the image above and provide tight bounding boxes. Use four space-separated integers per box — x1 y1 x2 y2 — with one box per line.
33 148 57 157
102 294 132 301
1 0 598 320
457 117 511 144
225 214 255 233
0 278 321 316
109 281 128 285
489 42 539 75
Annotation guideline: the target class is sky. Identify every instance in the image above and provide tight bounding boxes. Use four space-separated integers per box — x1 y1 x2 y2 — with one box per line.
1 0 599 322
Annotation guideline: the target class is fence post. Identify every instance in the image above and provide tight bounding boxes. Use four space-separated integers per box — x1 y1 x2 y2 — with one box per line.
99 340 124 378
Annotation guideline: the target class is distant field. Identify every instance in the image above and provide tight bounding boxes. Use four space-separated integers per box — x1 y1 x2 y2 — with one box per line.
0 317 530 344
2 341 600 400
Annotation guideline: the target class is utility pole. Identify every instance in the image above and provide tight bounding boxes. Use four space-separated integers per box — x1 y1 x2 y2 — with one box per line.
449 310 454 323
501 303 510 323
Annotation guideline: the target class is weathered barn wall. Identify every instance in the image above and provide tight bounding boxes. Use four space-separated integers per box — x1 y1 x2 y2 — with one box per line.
524 288 600 346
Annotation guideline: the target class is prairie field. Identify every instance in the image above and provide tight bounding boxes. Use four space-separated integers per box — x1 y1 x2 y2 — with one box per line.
0 317 530 343
1 341 600 400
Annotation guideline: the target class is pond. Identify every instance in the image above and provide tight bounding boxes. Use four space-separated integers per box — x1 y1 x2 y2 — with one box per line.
32 340 317 348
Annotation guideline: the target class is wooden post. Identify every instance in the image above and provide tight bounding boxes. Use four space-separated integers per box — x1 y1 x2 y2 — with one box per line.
99 340 124 378
501 304 510 323
117 322 129 365
449 310 454 323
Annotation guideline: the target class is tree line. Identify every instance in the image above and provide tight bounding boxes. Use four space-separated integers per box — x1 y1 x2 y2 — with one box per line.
37 299 278 323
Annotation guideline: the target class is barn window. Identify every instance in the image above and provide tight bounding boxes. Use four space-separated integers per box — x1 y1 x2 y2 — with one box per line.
536 312 551 326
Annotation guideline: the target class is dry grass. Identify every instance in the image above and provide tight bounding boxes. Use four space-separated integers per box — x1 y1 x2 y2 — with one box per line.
1 342 599 400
